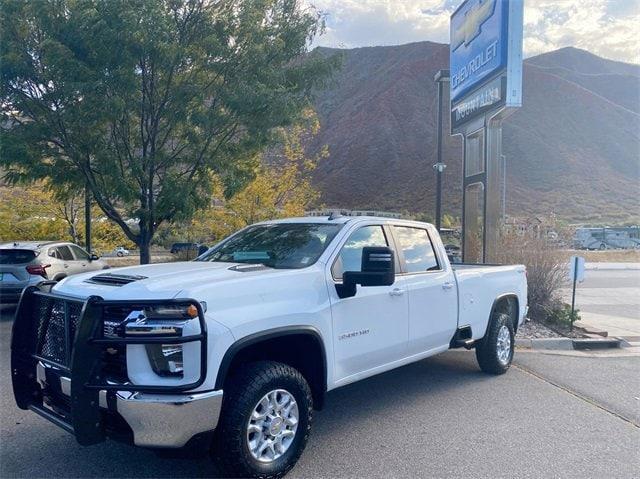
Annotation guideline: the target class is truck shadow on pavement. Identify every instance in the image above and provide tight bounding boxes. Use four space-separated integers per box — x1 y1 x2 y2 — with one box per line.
2 348 492 478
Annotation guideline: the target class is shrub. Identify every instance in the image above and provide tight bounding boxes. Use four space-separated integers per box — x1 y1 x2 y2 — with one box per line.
493 231 569 321
547 303 580 329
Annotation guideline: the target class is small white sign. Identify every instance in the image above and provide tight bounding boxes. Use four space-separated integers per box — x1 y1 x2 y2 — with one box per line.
569 256 585 283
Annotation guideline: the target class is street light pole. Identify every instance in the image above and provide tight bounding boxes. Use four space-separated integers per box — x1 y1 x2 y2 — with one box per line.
85 182 92 254
433 69 450 231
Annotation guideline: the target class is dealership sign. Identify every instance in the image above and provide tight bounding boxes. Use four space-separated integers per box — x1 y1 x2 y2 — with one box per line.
451 77 505 129
450 0 522 128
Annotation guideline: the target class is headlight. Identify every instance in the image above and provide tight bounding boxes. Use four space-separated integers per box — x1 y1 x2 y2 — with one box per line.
118 302 204 379
145 344 184 377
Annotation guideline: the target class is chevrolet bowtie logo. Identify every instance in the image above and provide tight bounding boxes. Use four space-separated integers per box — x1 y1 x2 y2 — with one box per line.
451 0 496 51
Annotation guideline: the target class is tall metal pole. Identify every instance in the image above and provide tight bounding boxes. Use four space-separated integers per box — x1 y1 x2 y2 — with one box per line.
435 79 443 231
433 69 449 232
501 154 506 223
85 183 92 254
570 256 578 331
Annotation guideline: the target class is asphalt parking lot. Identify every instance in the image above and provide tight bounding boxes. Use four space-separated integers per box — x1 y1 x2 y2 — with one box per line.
1 304 639 478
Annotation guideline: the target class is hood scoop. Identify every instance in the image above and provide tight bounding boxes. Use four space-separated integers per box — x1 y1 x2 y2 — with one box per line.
85 273 148 286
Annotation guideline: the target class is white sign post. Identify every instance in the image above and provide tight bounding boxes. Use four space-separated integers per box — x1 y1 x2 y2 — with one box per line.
568 255 585 330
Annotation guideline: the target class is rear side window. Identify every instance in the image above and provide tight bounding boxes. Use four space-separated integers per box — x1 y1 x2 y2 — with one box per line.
393 226 439 273
0 249 37 264
56 246 74 261
332 225 388 280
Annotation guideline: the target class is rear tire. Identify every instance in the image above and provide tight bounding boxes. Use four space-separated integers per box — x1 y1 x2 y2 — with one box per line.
212 361 313 478
475 312 514 375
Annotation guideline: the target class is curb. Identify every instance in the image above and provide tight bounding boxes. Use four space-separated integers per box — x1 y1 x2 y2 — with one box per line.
572 338 622 350
515 337 621 351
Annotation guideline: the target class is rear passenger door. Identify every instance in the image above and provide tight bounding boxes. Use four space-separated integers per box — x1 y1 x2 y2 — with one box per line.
392 225 458 355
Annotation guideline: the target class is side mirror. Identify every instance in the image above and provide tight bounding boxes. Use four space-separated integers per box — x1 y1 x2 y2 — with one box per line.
336 246 395 299
90 253 100 261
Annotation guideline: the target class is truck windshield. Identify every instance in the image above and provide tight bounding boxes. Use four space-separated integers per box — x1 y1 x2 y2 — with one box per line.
197 223 342 269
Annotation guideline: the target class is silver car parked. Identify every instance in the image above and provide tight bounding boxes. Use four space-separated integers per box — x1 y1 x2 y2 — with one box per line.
0 241 109 303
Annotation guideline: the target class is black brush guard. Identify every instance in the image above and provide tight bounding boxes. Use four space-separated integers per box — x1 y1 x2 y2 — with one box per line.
11 284 207 446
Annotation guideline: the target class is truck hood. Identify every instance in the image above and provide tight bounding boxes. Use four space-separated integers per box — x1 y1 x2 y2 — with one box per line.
53 261 278 301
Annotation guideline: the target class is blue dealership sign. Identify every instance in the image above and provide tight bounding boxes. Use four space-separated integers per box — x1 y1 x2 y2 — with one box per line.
450 0 522 118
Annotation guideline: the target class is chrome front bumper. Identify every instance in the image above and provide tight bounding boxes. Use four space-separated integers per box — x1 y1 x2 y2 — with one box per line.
37 362 223 448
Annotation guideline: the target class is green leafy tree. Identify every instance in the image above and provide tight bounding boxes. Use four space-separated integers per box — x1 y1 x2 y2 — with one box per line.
1 0 337 263
159 108 326 247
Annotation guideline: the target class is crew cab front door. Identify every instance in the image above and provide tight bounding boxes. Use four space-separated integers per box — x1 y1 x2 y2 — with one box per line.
327 224 409 384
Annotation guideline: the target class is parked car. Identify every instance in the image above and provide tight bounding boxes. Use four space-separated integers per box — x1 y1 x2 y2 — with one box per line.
11 216 527 478
114 246 130 257
170 242 200 254
0 241 108 303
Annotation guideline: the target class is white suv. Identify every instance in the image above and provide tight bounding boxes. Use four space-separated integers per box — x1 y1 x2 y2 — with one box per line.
0 241 109 303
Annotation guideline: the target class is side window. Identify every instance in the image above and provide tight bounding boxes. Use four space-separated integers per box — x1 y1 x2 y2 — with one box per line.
332 225 388 280
69 245 90 260
48 248 61 259
57 246 74 261
394 226 439 273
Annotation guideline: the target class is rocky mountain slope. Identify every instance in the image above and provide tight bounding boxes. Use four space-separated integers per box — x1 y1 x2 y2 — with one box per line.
309 43 640 223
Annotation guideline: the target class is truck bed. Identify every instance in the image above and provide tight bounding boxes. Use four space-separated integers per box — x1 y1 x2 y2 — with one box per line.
452 263 527 340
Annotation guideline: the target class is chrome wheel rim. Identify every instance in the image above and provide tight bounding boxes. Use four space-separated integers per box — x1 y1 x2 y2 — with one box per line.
496 325 511 365
247 389 299 463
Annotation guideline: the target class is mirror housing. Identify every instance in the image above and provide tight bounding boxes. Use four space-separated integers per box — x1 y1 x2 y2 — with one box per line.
90 253 100 261
336 246 395 299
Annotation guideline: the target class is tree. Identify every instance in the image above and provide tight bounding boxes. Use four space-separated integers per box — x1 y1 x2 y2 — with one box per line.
161 108 326 247
0 183 135 253
1 0 338 263
0 184 67 241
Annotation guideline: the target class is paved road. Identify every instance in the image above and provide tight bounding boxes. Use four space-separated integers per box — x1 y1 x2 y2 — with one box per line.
561 266 640 338
1 305 639 478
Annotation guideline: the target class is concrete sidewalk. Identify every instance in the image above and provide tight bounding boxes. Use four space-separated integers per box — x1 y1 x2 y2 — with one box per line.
562 264 640 339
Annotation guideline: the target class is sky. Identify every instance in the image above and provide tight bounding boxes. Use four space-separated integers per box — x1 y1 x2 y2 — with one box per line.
307 0 640 64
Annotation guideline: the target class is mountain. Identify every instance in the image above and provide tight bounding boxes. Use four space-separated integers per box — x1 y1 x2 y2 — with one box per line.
309 43 640 223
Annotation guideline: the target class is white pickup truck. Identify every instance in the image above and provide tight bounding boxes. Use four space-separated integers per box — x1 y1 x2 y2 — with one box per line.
12 215 527 478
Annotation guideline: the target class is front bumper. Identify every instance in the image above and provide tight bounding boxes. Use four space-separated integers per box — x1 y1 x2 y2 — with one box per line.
11 284 216 448
116 389 223 447
35 361 223 447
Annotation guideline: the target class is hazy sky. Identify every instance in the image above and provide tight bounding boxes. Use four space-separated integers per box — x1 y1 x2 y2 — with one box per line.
308 0 640 64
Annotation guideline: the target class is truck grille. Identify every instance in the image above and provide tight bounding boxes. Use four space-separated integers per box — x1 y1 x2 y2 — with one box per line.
33 296 83 366
30 295 128 381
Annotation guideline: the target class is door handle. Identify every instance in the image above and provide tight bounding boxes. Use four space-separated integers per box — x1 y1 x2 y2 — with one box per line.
64 264 69 268
442 282 454 290
389 288 404 297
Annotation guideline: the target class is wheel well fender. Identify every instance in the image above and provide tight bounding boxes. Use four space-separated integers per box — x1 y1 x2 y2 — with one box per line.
482 294 520 337
215 326 328 410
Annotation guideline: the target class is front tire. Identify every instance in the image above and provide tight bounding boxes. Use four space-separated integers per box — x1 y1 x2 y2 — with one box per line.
476 312 514 374
212 361 313 478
